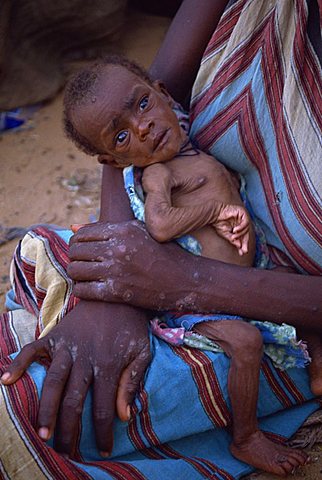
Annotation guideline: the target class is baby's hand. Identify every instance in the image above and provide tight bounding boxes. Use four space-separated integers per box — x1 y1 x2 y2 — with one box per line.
214 204 251 256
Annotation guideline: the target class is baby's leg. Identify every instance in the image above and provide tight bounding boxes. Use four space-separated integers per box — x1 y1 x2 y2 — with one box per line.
297 330 322 396
194 320 308 476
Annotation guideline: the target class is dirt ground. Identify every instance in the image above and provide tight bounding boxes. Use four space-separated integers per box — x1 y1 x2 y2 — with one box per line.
0 8 321 480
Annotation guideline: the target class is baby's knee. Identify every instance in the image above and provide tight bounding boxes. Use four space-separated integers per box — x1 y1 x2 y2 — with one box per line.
230 322 263 361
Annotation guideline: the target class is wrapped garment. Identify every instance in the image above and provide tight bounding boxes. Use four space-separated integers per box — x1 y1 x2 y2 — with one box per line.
0 1 321 478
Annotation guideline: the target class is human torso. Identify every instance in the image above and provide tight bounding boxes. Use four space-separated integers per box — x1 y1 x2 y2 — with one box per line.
147 146 256 266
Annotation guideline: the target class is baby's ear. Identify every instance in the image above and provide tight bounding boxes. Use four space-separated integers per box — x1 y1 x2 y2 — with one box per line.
98 154 118 167
97 154 130 169
152 80 175 106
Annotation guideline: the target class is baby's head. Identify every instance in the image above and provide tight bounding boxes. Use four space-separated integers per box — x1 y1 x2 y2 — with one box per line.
63 55 186 168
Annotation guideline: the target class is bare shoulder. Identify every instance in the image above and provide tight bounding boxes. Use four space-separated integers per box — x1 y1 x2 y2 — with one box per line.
143 162 171 176
169 149 231 180
142 163 172 193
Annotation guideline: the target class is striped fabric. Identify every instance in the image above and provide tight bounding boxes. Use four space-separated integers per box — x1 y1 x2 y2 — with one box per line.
0 0 321 478
0 227 319 479
190 0 322 274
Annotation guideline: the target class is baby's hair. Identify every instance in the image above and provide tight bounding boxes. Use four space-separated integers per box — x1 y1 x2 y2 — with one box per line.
63 54 153 155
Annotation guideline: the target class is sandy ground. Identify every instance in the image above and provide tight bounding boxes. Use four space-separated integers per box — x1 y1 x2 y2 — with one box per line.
0 8 321 480
0 9 170 305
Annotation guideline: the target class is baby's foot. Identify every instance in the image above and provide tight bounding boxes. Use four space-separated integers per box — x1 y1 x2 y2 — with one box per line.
230 430 308 476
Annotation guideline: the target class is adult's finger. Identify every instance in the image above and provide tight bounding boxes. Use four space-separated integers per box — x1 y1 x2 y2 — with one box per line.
0 341 47 384
70 221 140 245
37 349 73 441
92 372 118 456
116 350 151 422
54 361 92 455
73 281 119 302
69 241 113 261
67 261 110 281
69 223 114 244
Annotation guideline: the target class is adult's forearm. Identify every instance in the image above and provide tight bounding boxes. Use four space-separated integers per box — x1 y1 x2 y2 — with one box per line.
69 213 321 331
79 164 144 318
149 0 229 104
182 254 322 329
99 164 134 222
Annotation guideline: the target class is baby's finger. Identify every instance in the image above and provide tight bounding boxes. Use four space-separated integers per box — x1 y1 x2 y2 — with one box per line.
231 225 249 240
238 233 249 255
232 220 248 234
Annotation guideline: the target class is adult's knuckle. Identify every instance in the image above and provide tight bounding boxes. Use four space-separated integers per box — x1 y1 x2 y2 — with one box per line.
45 371 66 389
62 396 82 415
95 283 109 301
94 363 118 382
68 243 77 257
66 262 76 276
21 342 40 357
68 233 77 245
93 408 112 423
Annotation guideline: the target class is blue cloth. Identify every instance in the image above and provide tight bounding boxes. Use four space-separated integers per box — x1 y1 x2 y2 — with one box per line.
25 338 318 479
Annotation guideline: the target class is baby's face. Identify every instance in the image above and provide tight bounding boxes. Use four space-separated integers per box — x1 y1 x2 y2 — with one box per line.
72 65 186 167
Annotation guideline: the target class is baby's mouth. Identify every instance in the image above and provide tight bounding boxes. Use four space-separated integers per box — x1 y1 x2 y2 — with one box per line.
153 129 169 151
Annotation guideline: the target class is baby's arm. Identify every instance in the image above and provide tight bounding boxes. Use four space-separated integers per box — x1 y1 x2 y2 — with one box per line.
143 164 250 255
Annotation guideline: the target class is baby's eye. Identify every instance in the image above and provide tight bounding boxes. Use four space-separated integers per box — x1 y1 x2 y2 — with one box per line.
116 130 128 144
139 95 149 111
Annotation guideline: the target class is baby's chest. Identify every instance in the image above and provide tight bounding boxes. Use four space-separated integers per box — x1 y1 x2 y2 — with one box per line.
169 156 240 206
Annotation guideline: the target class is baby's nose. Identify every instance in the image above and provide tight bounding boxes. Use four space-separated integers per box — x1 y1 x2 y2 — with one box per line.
137 119 153 139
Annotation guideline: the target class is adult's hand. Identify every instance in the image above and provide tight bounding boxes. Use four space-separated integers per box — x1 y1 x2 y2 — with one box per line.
67 221 322 329
1 300 151 457
68 220 193 312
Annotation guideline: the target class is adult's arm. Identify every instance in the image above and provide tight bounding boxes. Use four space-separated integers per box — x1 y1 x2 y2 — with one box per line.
1 165 152 457
149 0 230 103
69 219 322 331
